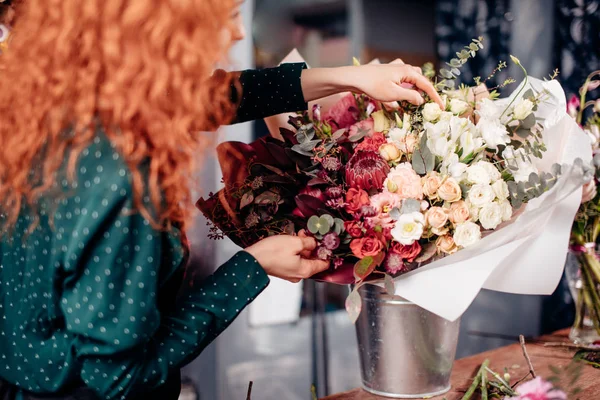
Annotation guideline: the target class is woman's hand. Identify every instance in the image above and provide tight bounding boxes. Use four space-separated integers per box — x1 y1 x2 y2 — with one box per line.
301 63 444 109
245 235 329 283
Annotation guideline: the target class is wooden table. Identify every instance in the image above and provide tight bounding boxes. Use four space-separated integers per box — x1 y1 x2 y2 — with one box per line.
323 330 600 399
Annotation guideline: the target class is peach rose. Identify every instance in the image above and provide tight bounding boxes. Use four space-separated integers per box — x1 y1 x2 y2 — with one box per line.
422 171 443 199
384 163 423 200
436 235 458 254
379 143 402 162
449 200 470 224
425 207 448 229
397 134 419 154
438 177 462 203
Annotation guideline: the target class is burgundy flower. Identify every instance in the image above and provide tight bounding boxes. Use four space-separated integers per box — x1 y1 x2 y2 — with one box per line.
299 186 326 202
325 186 345 199
322 233 341 250
333 258 344 269
322 157 342 172
345 151 390 191
384 252 407 275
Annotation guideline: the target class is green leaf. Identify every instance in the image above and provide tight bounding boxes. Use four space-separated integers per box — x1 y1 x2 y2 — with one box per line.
384 274 395 295
345 289 362 324
332 129 346 141
240 192 254 209
523 89 534 100
515 128 532 139
440 69 454 79
401 199 421 214
354 256 376 281
307 215 321 234
415 242 437 263
333 218 345 235
469 43 479 51
291 144 314 157
521 113 536 130
318 216 332 235
549 365 562 375
254 190 280 205
412 134 435 175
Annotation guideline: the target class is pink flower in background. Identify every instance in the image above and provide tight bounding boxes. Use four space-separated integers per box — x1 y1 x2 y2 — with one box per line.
323 93 359 129
349 118 375 140
370 192 402 228
507 377 567 400
384 163 424 200
567 95 580 119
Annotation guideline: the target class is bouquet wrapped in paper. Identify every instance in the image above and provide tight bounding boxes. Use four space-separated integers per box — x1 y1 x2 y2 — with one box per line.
198 42 592 322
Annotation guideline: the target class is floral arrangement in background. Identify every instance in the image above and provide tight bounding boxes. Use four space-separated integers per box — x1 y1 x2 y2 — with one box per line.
568 70 600 339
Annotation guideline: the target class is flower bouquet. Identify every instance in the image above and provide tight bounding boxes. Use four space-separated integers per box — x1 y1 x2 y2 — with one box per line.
198 39 591 323
566 70 600 344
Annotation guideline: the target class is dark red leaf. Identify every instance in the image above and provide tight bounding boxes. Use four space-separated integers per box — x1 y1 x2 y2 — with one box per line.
295 194 327 218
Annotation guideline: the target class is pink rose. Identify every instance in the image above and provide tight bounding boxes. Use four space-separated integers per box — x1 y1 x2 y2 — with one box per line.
425 206 448 229
350 118 375 141
345 188 370 214
449 200 470 224
350 235 384 258
436 235 458 254
384 163 424 200
344 221 364 238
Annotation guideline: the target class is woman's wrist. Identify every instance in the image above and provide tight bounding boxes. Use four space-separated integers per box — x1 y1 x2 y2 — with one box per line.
300 66 360 102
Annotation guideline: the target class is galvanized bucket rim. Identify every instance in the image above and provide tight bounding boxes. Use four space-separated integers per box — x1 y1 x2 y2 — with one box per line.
352 283 412 305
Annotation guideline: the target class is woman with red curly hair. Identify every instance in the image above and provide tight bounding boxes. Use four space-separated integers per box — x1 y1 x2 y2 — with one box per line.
0 1 440 399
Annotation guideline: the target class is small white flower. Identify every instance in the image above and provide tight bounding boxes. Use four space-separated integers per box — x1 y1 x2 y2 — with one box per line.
477 118 511 150
468 184 496 207
498 200 513 221
449 162 468 180
466 164 491 185
391 212 425 245
450 98 469 115
427 135 453 158
388 127 408 142
422 102 443 122
466 200 480 222
476 98 502 121
453 221 482 248
439 111 454 122
450 116 475 143
459 130 483 160
425 120 451 139
492 180 509 199
478 202 503 230
513 99 535 120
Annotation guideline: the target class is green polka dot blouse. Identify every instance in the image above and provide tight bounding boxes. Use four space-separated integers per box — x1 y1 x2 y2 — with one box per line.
0 62 308 400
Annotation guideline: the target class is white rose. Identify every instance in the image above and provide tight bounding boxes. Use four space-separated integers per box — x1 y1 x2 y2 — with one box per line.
476 98 502 121
391 212 425 245
450 98 469 115
388 127 409 143
477 118 510 150
513 99 535 120
439 111 454 122
499 200 513 221
478 202 503 230
466 164 491 185
468 183 495 207
467 200 480 222
453 221 482 248
422 102 442 122
477 161 501 182
492 180 509 199
449 162 468 180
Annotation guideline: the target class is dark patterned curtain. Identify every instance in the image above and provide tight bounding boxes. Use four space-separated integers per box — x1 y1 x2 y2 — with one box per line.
554 0 600 111
435 0 512 89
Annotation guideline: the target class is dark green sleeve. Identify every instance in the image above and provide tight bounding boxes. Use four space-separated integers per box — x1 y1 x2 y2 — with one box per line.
59 172 269 399
232 62 308 124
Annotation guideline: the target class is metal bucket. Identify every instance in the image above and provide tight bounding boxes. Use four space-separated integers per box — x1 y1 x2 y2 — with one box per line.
354 284 460 398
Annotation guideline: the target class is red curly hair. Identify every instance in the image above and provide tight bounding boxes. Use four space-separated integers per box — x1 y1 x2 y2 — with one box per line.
0 0 238 231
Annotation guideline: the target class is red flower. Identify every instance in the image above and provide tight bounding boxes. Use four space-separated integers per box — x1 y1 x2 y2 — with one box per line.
350 234 384 258
345 188 370 214
391 242 422 263
355 132 386 153
323 93 359 129
345 151 390 191
344 220 364 238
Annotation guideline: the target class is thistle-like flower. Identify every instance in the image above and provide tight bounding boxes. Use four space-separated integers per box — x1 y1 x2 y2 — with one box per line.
345 151 390 191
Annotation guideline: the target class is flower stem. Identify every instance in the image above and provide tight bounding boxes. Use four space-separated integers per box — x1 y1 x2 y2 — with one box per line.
461 359 489 400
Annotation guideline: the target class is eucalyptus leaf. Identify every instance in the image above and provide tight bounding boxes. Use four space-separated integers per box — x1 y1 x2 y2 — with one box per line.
345 290 362 324
291 145 314 157
384 274 395 295
389 207 402 221
522 89 534 100
334 218 345 235
412 134 435 175
521 113 536 130
440 69 454 79
400 199 421 215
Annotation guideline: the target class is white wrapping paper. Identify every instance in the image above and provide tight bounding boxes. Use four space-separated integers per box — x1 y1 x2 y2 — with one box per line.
384 78 592 321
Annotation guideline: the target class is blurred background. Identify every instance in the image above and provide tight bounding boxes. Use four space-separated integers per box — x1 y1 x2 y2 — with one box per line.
181 1 600 399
